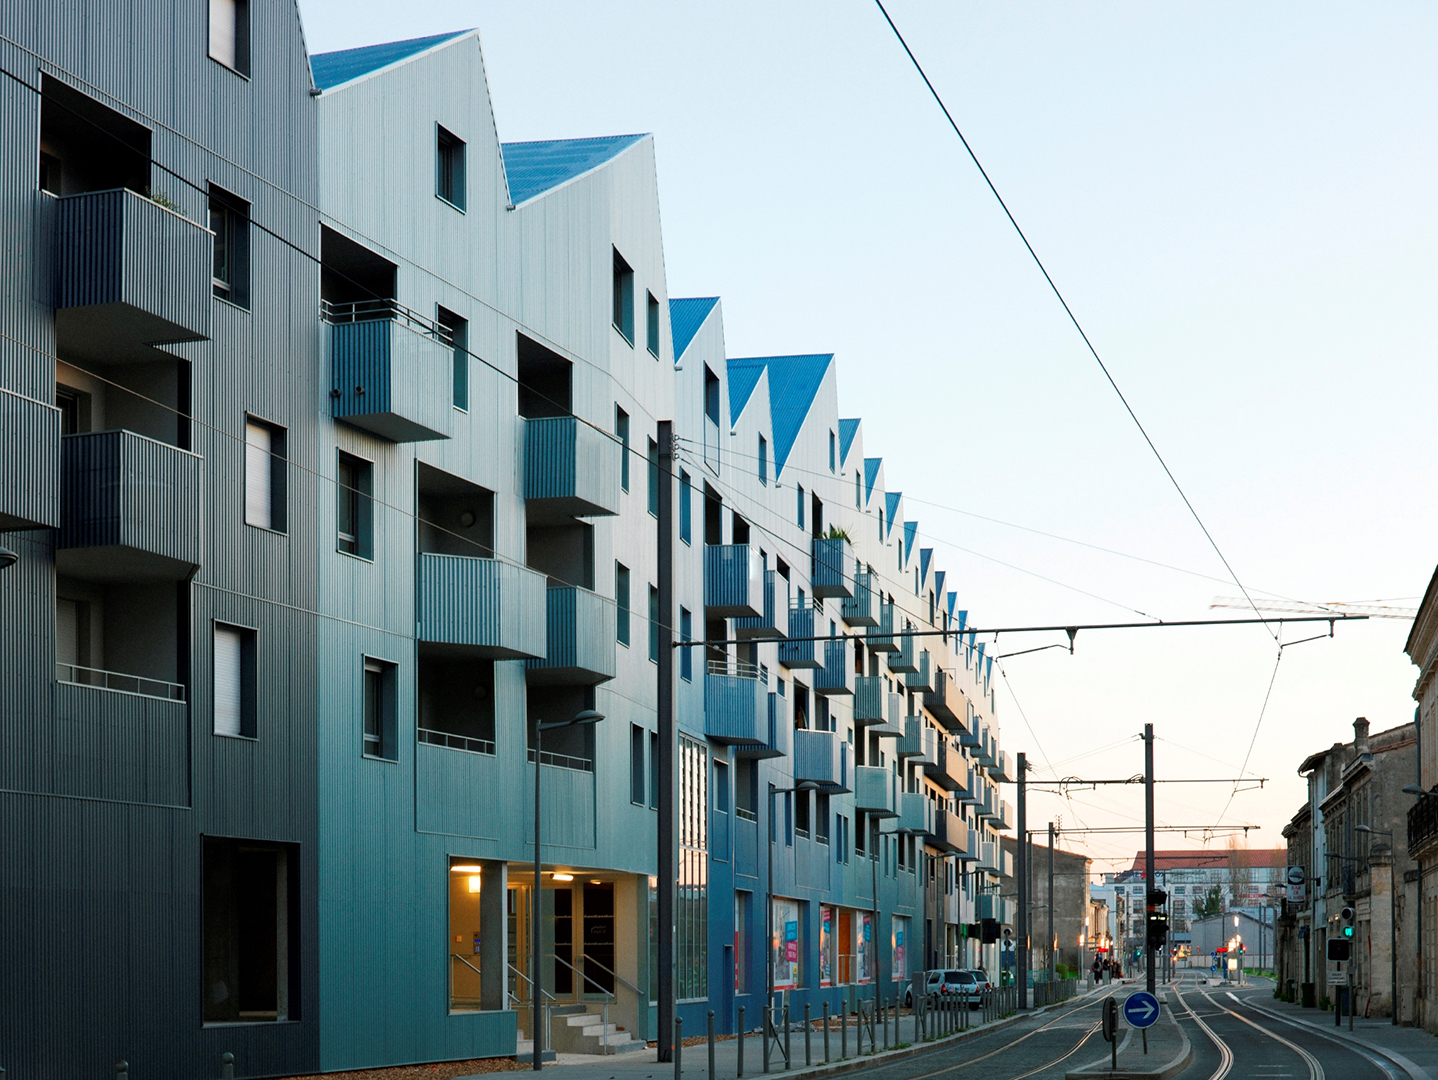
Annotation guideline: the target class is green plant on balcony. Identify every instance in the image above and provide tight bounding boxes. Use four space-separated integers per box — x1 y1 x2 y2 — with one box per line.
139 186 179 210
824 525 851 543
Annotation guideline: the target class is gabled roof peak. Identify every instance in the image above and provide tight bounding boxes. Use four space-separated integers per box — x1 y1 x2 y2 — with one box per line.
670 297 719 361
501 134 648 206
725 354 832 474
311 30 473 91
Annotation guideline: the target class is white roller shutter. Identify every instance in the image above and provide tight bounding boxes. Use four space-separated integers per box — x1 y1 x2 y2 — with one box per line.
214 626 243 736
245 421 271 528
209 0 237 68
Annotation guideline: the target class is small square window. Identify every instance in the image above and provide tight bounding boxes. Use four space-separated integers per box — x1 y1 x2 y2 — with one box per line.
436 125 466 210
336 451 374 560
363 657 397 760
612 248 634 343
245 418 287 532
646 291 660 356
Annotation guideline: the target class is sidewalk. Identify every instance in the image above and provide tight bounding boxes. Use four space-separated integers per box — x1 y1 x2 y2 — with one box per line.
475 990 1099 1080
1236 986 1438 1080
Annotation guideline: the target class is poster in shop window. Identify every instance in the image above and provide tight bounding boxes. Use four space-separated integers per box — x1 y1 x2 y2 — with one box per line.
820 906 833 987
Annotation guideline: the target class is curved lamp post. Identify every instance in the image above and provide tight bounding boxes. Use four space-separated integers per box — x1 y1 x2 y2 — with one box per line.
531 708 605 1070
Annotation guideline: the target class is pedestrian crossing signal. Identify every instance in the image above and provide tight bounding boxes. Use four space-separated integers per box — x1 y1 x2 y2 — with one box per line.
1342 925 1353 938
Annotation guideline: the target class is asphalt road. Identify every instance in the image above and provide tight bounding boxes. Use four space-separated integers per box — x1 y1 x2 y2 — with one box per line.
1171 972 1397 1080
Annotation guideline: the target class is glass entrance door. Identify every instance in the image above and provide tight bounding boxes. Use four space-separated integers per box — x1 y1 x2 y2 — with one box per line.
582 883 615 994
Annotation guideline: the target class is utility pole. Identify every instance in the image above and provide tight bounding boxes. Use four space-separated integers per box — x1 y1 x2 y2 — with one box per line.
1144 723 1156 995
1017 753 1028 1008
1048 822 1056 985
656 421 675 1059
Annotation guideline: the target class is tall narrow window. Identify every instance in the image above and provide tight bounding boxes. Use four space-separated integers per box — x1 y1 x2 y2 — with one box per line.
336 452 373 559
704 367 721 425
245 419 286 532
796 485 805 529
617 407 630 492
758 436 768 485
679 470 692 544
436 124 466 210
680 607 692 681
363 657 396 760
855 471 861 508
213 623 256 738
438 306 468 410
646 291 661 356
651 732 661 808
209 185 250 307
631 724 646 805
649 585 660 662
208 0 250 75
647 437 660 516
612 248 634 343
616 563 631 647
829 430 836 472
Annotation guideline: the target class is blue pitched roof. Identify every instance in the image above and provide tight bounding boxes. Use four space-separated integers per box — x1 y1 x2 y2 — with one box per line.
725 355 832 473
838 419 860 467
864 458 882 504
669 297 718 361
946 593 957 620
726 359 765 426
903 521 918 565
311 30 470 90
933 570 946 599
919 548 933 586
956 609 968 631
884 492 902 537
501 134 646 205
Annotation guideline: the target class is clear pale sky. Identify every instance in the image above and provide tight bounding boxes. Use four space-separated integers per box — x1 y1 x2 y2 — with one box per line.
296 1 1438 877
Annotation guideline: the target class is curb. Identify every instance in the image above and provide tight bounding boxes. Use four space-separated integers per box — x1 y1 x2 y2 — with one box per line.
1065 1008 1192 1080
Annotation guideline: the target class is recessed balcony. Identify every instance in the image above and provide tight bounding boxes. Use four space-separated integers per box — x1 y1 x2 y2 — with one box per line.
328 300 453 442
704 543 763 618
792 729 847 791
735 569 783 640
704 660 769 746
811 535 853 599
813 638 850 697
854 765 897 817
416 553 547 659
54 188 212 365
0 390 61 530
525 586 616 685
778 606 819 669
58 430 202 581
524 415 621 519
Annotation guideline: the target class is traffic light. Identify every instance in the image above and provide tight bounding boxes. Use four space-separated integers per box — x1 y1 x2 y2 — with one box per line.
1343 925 1354 938
1147 888 1168 906
964 922 981 940
1327 939 1351 962
1146 912 1169 949
981 918 1000 944
1340 905 1355 938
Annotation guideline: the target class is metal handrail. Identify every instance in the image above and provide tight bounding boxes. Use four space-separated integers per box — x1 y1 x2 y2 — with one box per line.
526 747 594 773
418 728 495 756
452 953 483 977
320 297 452 344
549 953 616 1002
549 954 616 1055
508 962 556 1002
56 662 186 702
708 657 762 680
572 952 644 999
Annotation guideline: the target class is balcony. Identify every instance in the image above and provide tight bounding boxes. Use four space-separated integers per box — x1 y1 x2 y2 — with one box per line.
867 600 897 653
958 716 982 749
904 649 934 693
778 606 819 669
853 765 897 817
996 799 1014 832
841 571 877 626
895 792 933 835
793 729 848 791
853 676 902 735
705 661 770 746
0 390 61 530
735 692 790 760
894 715 927 760
923 735 968 793
976 894 1011 924
959 767 982 806
704 544 763 618
525 586 616 685
735 570 784 639
974 725 997 767
811 535 853 599
327 300 453 442
1411 793 1438 857
990 750 1014 783
978 841 1000 873
955 824 980 862
58 430 202 581
923 668 968 734
54 188 212 364
928 808 966 854
814 638 851 697
416 553 547 659
888 625 917 674
523 415 621 518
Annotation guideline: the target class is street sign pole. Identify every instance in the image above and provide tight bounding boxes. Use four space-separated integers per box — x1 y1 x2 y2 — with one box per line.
1144 724 1156 995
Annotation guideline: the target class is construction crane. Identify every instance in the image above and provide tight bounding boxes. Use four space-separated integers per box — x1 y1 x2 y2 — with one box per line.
1209 597 1416 619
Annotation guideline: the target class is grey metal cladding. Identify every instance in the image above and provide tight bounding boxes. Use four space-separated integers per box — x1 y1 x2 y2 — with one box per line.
0 388 61 530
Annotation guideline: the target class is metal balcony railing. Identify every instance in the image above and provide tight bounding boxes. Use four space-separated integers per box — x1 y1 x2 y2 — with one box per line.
1410 793 1438 855
56 662 186 702
321 297 450 343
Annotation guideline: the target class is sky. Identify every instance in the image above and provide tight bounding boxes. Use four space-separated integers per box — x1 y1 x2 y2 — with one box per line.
296 1 1438 877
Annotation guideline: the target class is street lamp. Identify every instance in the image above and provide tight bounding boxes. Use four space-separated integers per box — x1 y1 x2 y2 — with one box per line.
531 708 604 1070
0 545 16 570
1356 824 1399 1026
767 781 820 1029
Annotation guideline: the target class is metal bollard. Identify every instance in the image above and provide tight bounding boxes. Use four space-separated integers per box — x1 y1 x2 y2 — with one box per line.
881 996 887 1050
708 1011 716 1080
738 1005 746 1078
783 1004 791 1070
914 993 921 1044
763 1005 771 1074
841 996 848 1059
804 1003 811 1066
222 1052 236 1080
675 1016 683 1080
822 1001 830 1062
116 1064 128 1080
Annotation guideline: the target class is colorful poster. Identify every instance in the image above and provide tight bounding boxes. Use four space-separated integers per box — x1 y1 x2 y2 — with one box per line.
856 913 873 983
820 906 833 987
772 898 802 989
892 916 909 981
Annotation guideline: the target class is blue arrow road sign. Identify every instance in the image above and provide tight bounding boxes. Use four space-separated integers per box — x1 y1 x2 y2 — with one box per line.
1123 991 1160 1029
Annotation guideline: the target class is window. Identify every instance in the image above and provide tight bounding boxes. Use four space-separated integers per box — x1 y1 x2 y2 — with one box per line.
714 760 730 813
203 837 293 1023
679 470 692 544
704 367 721 425
797 484 805 529
680 608 692 681
647 437 660 516
436 124 466 210
617 407 630 492
735 758 757 820
208 0 250 75
245 419 286 532
647 291 661 356
651 732 660 808
438 306 468 411
209 185 250 307
648 585 660 662
336 452 373 559
631 724 646 804
612 247 634 343
363 658 397 760
816 793 830 844
758 435 768 485
616 563 630 647
213 623 257 738
795 788 810 837
677 736 709 999
829 430 836 472
855 470 860 508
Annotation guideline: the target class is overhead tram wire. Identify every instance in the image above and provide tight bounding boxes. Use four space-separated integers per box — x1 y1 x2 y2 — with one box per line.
871 2 1276 643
